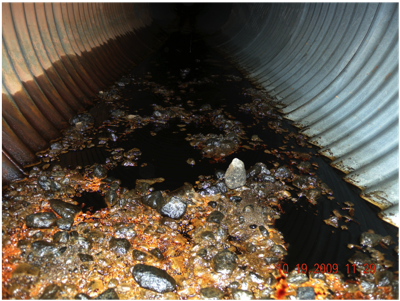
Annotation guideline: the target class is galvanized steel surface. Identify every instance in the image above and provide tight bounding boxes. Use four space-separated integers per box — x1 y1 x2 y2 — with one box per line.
205 3 399 226
2 3 167 185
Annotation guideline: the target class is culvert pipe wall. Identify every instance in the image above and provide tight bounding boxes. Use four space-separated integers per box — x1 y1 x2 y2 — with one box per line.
199 3 399 227
2 3 398 227
2 2 168 184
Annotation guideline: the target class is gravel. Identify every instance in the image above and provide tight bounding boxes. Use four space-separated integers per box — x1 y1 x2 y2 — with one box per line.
132 264 176 293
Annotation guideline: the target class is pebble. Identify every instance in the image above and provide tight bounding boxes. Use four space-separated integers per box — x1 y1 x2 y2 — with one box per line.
26 212 57 228
200 287 224 299
40 284 61 299
225 158 246 189
93 165 108 179
286 270 309 284
53 231 69 243
259 226 269 237
229 196 242 204
70 236 92 251
38 176 51 191
132 264 176 293
78 253 94 262
232 289 254 300
49 199 81 219
206 211 224 224
215 170 225 180
246 165 262 178
150 248 164 260
375 270 393 286
50 181 62 191
296 287 315 300
360 279 377 294
31 240 58 257
56 217 74 231
132 249 148 261
105 190 118 206
95 288 119 299
109 238 131 255
75 293 91 299
208 201 217 208
360 232 383 247
187 158 196 165
158 196 187 219
12 263 40 279
141 191 163 209
274 166 292 179
213 249 237 274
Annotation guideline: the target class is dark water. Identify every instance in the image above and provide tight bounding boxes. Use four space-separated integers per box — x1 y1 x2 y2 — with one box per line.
57 33 397 275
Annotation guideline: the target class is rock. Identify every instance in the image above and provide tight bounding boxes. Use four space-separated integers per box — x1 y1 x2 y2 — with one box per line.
75 293 91 300
248 272 264 284
246 164 262 179
215 170 225 180
132 250 148 261
150 248 164 260
26 212 57 228
225 158 246 189
229 196 242 204
31 240 58 257
215 182 227 194
53 231 69 243
270 245 287 256
296 287 315 300
360 279 377 294
105 191 118 206
40 284 61 299
12 263 40 279
56 218 74 231
159 217 178 230
213 249 237 274
114 225 136 239
232 289 254 300
360 232 383 247
208 201 217 208
259 226 269 237
274 166 292 180
109 238 130 255
78 253 94 262
50 199 81 219
132 264 176 293
245 243 256 253
93 165 107 179
348 251 372 270
50 181 62 191
293 175 317 189
215 227 228 242
71 236 92 251
206 211 224 224
286 270 308 284
229 281 240 289
95 288 119 299
200 231 215 241
158 196 187 219
200 287 224 299
70 113 94 126
375 270 393 286
38 176 51 191
141 191 163 209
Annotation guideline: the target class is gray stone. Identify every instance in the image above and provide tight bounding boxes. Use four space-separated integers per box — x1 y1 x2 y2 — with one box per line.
158 196 187 219
150 248 164 260
93 165 107 179
248 272 264 284
215 182 227 194
56 217 74 231
109 238 130 255
207 211 225 224
71 236 92 251
38 176 51 191
75 293 91 300
375 270 393 287
78 253 94 262
31 240 58 257
50 181 62 192
360 279 377 294
225 158 246 189
26 212 57 228
132 264 176 293
259 226 269 237
95 288 119 299
286 270 308 285
200 287 224 299
232 289 254 300
141 191 163 209
105 191 118 206
360 232 383 247
296 287 315 300
49 199 81 219
200 231 215 241
53 231 69 243
274 166 292 180
40 284 61 299
213 249 237 274
132 249 148 261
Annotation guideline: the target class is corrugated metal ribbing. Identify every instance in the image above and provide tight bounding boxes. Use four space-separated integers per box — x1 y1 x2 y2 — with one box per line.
205 3 399 226
2 3 168 185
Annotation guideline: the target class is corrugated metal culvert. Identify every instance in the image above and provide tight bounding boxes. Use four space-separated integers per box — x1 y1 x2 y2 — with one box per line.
2 3 398 226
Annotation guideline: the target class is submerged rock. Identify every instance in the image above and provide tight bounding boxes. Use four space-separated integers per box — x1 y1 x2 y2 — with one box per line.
26 212 57 228
109 238 131 255
132 264 176 293
213 249 237 274
200 287 224 299
50 199 81 219
225 158 246 189
296 287 315 300
158 196 187 219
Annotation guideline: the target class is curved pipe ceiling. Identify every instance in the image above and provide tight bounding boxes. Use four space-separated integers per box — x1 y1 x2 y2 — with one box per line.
2 3 398 226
